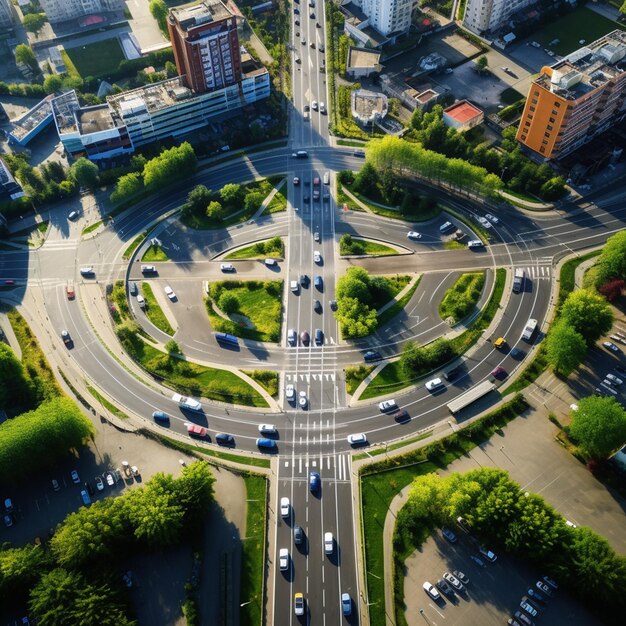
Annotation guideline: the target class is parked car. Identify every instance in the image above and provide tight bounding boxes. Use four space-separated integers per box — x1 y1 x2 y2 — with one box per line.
68 210 79 220
279 548 289 571
313 299 322 313
456 516 471 533
215 433 235 446
70 470 80 484
313 250 322 263
542 575 558 590
443 571 463 591
52 479 60 492
105 472 115 487
603 341 620 353
514 610 534 626
309 471 320 492
526 588 547 606
264 258 277 267
606 373 623 385
520 600 538 617
422 581 440 601
329 299 338 311
479 547 497 562
95 476 104 491
441 527 457 543
454 570 469 585
299 390 307 408
535 580 552 596
436 578 455 599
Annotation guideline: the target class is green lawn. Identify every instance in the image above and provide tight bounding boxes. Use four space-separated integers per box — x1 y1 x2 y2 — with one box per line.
142 244 169 262
62 38 125 78
371 274 411 309
346 185 441 222
242 370 279 397
141 283 175 335
207 280 283 342
224 238 284 260
533 6 625 56
439 272 486 323
123 232 147 260
339 238 398 256
81 220 102 236
345 365 375 395
263 180 287 214
376 275 421 328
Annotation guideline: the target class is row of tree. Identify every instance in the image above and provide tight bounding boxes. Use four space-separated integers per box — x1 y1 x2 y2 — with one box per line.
0 462 215 625
396 468 626 617
0 397 94 480
594 230 626 296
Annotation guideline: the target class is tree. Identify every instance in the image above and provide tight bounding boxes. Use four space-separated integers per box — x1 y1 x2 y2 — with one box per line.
23 13 47 35
560 289 613 345
14 44 39 73
598 278 625 302
220 183 244 206
0 544 53 600
111 171 142 203
244 191 264 212
594 230 626 288
149 0 168 33
164 60 177 77
43 75 62 94
206 200 224 221
352 161 379 197
218 292 239 315
476 55 489 74
0 342 32 413
545 320 587 376
621 0 626 15
569 395 626 459
335 297 377 338
336 266 372 303
69 157 99 190
143 143 196 191
183 184 212 216
165 339 182 356
399 341 424 377
539 176 566 200
176 461 216 521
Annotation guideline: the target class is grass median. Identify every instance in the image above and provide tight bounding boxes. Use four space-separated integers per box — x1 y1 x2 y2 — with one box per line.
377 275 422 329
439 271 486 323
224 237 284 260
141 283 175 335
263 180 287 214
142 244 169 262
339 236 397 256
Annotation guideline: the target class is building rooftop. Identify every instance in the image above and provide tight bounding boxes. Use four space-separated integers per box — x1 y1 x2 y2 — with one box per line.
416 89 438 104
169 0 232 30
534 29 626 100
10 95 54 140
444 100 483 123
347 46 381 70
351 89 388 123
51 90 82 135
77 106 118 134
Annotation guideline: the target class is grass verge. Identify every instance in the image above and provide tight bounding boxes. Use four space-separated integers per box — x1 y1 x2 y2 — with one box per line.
206 280 283 343
141 283 175 335
86 385 129 420
377 276 422 328
361 268 505 399
240 474 268 626
242 370 279 398
439 272 486 323
123 232 147 260
346 185 441 222
263 180 288 214
224 238 284 260
361 394 529 626
340 238 398 256
82 220 102 236
346 365 375 396
142 244 169 262
353 431 431 460
63 38 125 78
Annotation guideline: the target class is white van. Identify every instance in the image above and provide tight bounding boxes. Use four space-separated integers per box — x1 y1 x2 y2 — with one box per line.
439 221 454 233
323 171 330 185
467 240 483 249
290 280 299 293
512 268 525 293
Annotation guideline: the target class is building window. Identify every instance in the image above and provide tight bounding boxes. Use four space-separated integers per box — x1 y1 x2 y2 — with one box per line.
525 121 530 127
547 125 553 131
542 140 548 145
539 146 545 154
551 110 558 116
531 99 538 105
521 135 527 141
529 106 536 112
544 132 550 138
554 102 561 108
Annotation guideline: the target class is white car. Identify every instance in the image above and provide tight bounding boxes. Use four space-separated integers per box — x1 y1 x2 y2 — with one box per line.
280 497 290 517
264 258 277 267
324 531 334 554
258 423 277 434
79 266 94 276
407 231 422 239
68 210 79 220
485 213 499 224
479 546 497 562
105 472 115 487
423 581 441 600
299 390 307 408
285 384 295 401
136 294 146 308
520 601 538 617
379 399 398 412
606 373 623 385
347 433 367 445
164 286 176 300
94 476 104 491
279 548 289 571
477 216 492 228
220 263 235 272
311 100 318 110
425 378 444 392
172 393 202 411
443 571 463 591
313 250 322 263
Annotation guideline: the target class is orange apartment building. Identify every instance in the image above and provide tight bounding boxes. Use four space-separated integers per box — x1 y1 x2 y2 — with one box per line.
516 30 626 160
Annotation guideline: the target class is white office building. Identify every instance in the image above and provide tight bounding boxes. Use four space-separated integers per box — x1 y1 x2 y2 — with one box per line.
0 0 14 29
38 0 124 25
351 0 416 37
463 0 537 35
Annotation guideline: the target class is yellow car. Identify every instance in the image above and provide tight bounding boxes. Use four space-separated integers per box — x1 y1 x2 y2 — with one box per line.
294 592 304 616
493 337 506 349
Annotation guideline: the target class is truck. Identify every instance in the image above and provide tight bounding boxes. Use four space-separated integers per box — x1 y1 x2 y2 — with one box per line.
512 268 525 293
521 318 538 342
447 380 496 415
172 393 203 412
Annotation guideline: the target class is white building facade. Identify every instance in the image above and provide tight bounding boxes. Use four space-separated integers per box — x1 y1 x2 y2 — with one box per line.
39 0 124 25
463 0 537 35
353 0 416 37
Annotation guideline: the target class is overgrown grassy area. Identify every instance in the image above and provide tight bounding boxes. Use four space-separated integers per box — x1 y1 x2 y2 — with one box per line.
377 276 421 327
361 268 505 399
242 370 279 398
224 237 284 260
339 237 397 256
141 283 175 335
123 232 147 260
206 280 283 342
371 275 411 309
345 365 375 396
86 385 129 420
240 474 268 626
118 332 268 407
439 272 486 323
62 39 125 78
142 244 169 262
362 394 529 626
263 180 287 214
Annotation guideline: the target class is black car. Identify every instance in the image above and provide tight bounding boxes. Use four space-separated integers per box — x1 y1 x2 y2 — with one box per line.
294 525 304 544
444 366 462 381
84 482 95 496
314 299 322 313
329 299 337 311
303 194 310 203
216 433 235 446
436 578 455 600
363 350 381 362
300 274 309 287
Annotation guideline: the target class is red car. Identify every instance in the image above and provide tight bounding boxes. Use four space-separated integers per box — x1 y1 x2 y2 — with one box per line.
490 367 507 380
185 422 207 437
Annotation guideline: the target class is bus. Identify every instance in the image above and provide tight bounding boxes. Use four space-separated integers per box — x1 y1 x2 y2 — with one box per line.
447 380 496 416
214 332 239 347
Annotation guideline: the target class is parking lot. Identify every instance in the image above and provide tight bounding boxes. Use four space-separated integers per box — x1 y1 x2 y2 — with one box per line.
403 530 601 626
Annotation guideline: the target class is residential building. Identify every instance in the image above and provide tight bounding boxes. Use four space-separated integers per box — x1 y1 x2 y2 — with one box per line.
352 0 416 37
8 95 55 146
516 30 626 160
168 0 241 94
0 158 25 201
346 46 381 79
443 100 484 131
39 0 124 25
351 89 388 125
463 0 536 35
0 0 14 29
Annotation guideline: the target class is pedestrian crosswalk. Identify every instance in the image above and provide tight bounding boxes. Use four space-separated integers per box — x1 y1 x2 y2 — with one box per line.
518 264 552 279
283 453 352 481
285 373 337 382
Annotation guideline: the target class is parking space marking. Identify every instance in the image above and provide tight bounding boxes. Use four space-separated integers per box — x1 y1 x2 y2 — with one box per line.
429 602 445 618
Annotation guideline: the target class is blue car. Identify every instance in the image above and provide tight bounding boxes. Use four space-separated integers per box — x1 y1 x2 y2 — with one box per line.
309 471 320 492
341 592 351 616
363 350 381 362
256 438 277 451
442 527 458 543
152 411 170 425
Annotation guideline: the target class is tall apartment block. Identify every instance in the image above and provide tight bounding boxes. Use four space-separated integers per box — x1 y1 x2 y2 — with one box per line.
516 30 626 160
463 0 536 35
351 0 416 37
168 0 241 94
39 0 124 25
0 0 14 29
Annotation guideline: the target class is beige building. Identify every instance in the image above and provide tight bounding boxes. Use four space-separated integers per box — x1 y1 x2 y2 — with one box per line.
38 0 124 25
463 0 536 35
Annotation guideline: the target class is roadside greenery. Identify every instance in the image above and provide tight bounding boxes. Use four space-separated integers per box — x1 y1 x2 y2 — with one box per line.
242 370 279 397
225 236 284 260
122 232 147 260
339 234 396 256
206 280 283 342
264 180 288 214
0 397 94 482
593 230 626 290
361 394 528 626
438 271 485 323
141 243 169 262
345 365 375 395
141 283 175 335
377 276 421 329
